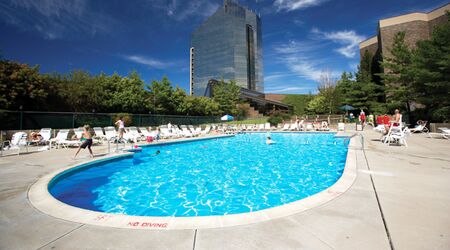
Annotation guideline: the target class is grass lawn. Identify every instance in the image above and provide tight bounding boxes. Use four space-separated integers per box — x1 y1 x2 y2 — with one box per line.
224 118 268 124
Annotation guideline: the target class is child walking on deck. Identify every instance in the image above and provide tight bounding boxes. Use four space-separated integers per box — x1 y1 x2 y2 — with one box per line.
73 125 94 159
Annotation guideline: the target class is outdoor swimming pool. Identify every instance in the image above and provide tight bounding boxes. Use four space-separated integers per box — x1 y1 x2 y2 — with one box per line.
49 133 349 217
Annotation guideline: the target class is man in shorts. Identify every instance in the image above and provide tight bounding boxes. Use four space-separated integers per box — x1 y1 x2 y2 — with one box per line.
73 125 94 159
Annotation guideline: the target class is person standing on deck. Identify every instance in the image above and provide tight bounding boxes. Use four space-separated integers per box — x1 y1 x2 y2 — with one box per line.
115 117 125 140
73 125 94 159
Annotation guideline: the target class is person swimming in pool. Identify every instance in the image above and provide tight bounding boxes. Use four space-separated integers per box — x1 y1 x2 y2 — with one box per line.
266 136 275 145
150 150 160 156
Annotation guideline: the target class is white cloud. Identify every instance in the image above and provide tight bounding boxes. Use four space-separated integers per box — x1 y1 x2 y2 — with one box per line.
284 56 340 82
148 0 219 21
312 28 365 58
274 40 324 54
265 86 312 93
293 19 304 26
274 0 329 12
0 0 116 39
264 72 296 82
272 40 340 82
123 55 175 69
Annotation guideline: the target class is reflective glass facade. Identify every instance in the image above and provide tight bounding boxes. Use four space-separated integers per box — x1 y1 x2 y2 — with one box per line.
190 0 263 96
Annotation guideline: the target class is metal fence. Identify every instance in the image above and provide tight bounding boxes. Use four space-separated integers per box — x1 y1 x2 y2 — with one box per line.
295 114 344 124
0 111 221 130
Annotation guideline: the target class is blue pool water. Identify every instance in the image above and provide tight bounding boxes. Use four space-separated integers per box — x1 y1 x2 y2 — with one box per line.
49 133 349 217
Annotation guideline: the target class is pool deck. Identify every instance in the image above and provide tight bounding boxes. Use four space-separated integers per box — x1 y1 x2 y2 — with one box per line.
0 130 449 249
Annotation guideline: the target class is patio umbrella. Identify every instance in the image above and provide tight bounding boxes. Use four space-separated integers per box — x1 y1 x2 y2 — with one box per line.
220 114 234 121
340 105 355 111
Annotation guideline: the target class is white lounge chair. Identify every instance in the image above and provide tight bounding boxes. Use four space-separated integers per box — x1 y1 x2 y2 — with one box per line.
289 123 297 131
305 123 314 131
257 124 264 131
338 123 345 131
383 117 408 146
1 132 28 155
180 125 194 137
50 129 81 148
321 121 330 131
160 126 176 139
139 127 152 138
93 127 107 142
410 121 429 133
201 125 211 135
175 126 186 137
121 127 139 143
427 127 450 139
30 128 52 145
188 125 201 136
49 130 68 148
104 126 118 141
264 123 271 131
373 124 386 133
281 123 290 131
73 127 83 140
127 127 143 141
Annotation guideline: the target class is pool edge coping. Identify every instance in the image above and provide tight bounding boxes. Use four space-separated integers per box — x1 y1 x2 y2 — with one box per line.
28 133 358 230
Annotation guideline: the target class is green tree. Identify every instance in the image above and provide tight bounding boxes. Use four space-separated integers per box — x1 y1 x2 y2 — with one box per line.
379 31 415 118
58 70 104 112
181 96 220 116
281 94 313 115
412 14 450 122
307 71 341 114
337 52 386 114
42 72 74 111
148 76 175 114
356 51 386 113
172 86 188 115
0 60 48 110
212 79 240 115
306 95 327 114
107 71 149 113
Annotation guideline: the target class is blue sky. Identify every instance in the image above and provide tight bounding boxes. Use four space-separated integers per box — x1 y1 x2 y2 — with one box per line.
0 0 447 94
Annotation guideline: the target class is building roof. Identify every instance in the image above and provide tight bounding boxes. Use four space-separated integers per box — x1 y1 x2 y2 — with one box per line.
379 3 450 28
359 36 378 49
359 3 450 47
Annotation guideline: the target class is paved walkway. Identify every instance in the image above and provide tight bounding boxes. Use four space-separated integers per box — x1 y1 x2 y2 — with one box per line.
0 130 449 249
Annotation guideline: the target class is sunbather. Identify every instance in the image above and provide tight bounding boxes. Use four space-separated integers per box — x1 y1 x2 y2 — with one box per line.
384 109 401 134
30 132 42 142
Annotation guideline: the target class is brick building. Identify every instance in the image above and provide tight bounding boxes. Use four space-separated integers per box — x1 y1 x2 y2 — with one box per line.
359 3 450 71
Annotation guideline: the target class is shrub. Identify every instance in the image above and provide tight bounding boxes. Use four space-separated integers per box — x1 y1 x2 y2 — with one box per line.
236 103 249 121
268 111 290 126
112 113 133 126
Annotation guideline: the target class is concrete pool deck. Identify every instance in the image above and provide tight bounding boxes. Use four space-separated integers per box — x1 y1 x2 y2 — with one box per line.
0 130 449 249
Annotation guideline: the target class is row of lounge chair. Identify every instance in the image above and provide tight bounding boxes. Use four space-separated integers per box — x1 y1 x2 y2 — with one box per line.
428 127 450 139
222 122 331 132
0 125 214 156
280 121 330 131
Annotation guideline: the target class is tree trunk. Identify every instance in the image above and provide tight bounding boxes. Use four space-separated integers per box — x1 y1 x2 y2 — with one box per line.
406 100 411 124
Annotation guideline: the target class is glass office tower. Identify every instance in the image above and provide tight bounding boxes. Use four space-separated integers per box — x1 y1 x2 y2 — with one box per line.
190 0 263 96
